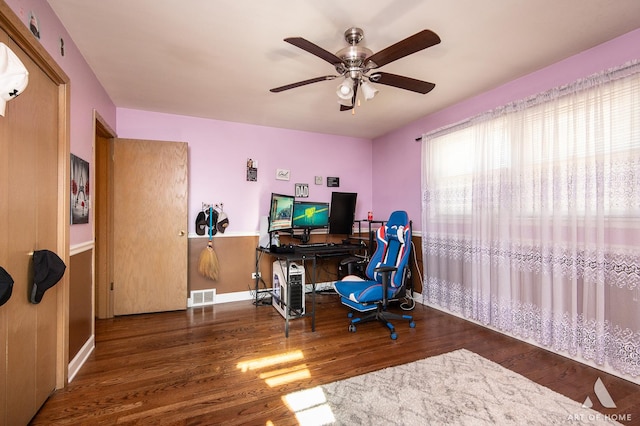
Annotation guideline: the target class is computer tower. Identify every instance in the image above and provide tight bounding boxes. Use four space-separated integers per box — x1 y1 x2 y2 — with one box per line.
272 261 305 319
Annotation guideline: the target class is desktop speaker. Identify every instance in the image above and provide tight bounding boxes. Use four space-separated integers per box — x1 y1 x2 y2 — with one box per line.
258 215 270 248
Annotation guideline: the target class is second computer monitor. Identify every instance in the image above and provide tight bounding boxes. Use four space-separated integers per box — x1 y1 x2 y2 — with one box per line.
329 192 357 236
268 193 295 233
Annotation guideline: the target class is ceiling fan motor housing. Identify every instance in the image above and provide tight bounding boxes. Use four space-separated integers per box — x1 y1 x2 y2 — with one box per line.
336 27 373 78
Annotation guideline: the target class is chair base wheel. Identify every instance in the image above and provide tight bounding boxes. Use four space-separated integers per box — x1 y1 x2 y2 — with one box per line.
343 305 415 338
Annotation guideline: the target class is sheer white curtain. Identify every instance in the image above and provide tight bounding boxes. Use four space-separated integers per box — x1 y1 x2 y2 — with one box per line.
421 61 640 379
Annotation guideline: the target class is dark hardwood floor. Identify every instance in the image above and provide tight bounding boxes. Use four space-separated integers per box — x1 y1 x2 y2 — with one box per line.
31 293 640 425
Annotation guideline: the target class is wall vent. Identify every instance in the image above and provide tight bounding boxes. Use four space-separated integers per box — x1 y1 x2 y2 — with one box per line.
189 289 216 307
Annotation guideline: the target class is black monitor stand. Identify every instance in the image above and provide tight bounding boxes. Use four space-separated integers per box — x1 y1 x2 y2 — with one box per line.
291 229 312 244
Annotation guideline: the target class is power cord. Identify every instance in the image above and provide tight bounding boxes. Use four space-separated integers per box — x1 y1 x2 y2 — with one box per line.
251 250 273 306
398 240 423 311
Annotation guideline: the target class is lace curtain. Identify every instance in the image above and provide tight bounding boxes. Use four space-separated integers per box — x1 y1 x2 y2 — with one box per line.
421 61 640 379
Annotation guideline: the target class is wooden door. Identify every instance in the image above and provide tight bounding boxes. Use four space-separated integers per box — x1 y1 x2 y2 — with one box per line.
113 139 188 315
0 33 61 425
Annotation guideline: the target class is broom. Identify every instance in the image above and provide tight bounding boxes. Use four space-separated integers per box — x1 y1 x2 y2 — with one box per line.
198 207 220 280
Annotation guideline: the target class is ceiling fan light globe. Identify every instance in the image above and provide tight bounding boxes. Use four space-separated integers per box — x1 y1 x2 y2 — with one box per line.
336 78 354 99
361 81 378 100
336 89 352 99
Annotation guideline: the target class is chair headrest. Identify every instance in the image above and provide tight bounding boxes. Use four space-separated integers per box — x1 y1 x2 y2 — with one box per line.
386 210 409 227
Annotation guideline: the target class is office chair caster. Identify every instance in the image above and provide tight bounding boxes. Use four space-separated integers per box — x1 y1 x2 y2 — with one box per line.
390 332 397 340
348 324 356 332
409 320 416 328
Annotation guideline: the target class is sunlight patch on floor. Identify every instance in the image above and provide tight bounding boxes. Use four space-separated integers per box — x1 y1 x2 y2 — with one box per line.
259 363 311 387
283 387 336 426
237 350 336 425
236 350 304 372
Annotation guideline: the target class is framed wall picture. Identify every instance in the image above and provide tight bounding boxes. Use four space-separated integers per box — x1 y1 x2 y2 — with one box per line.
246 158 257 182
71 154 90 224
276 168 290 181
295 183 309 198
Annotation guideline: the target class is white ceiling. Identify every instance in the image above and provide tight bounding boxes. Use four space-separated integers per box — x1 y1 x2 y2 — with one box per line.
47 0 640 140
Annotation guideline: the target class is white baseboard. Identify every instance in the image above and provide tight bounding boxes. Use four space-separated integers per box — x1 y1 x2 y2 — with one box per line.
203 281 336 306
68 335 95 383
213 290 255 304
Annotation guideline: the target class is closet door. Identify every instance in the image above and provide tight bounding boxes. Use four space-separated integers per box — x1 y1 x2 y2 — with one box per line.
113 139 188 315
0 33 60 425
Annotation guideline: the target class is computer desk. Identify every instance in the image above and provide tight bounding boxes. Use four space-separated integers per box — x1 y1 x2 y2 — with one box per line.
254 242 365 337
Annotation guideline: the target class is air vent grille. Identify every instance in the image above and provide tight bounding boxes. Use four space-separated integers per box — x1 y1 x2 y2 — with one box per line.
189 289 216 307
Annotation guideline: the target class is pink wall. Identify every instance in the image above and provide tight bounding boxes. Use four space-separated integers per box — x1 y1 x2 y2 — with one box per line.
6 0 117 245
8 0 638 241
116 108 373 234
373 28 640 233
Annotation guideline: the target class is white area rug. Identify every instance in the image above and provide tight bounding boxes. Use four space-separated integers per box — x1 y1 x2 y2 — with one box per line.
287 349 621 425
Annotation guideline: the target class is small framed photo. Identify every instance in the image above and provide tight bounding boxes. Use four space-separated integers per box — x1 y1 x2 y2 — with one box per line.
327 176 340 187
295 183 309 198
276 168 290 181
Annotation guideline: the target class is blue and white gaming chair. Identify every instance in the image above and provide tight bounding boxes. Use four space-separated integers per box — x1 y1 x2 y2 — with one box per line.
334 210 415 339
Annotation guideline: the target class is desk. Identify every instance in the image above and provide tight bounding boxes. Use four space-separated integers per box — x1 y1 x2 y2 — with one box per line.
254 243 364 337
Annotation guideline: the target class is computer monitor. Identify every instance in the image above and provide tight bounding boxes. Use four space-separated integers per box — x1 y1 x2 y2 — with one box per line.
292 201 330 229
329 192 357 236
292 201 329 243
268 193 294 233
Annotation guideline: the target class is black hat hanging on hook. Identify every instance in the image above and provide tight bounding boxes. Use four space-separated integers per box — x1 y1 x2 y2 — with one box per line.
195 211 207 235
30 249 66 304
0 266 13 307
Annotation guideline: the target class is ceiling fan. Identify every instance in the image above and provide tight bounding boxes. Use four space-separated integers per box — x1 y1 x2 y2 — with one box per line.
270 27 441 112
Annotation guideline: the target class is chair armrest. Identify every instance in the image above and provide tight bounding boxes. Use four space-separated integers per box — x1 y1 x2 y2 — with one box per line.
340 256 361 266
374 265 397 273
374 265 397 306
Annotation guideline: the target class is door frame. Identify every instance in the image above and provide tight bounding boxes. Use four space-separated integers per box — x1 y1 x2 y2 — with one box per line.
94 111 116 319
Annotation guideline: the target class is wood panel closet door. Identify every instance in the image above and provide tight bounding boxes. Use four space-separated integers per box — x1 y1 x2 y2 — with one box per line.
113 139 188 315
0 33 60 426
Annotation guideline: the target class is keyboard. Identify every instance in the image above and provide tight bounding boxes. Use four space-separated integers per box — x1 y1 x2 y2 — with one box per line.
297 242 329 248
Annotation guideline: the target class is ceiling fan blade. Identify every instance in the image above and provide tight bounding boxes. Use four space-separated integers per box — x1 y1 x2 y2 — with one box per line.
270 76 337 93
366 29 440 68
284 37 344 66
369 72 435 94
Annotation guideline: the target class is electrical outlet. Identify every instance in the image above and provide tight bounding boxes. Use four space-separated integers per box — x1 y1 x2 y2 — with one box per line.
251 272 261 279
